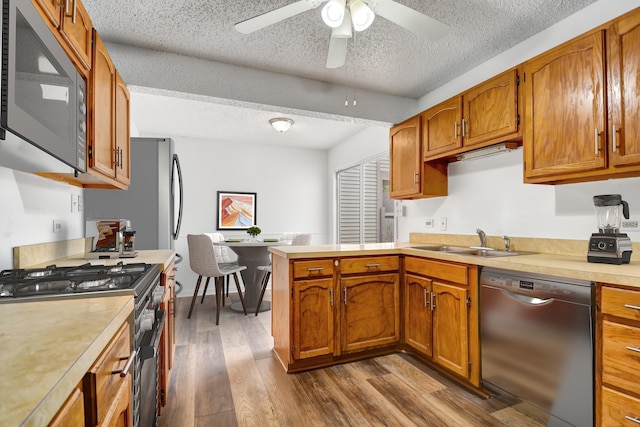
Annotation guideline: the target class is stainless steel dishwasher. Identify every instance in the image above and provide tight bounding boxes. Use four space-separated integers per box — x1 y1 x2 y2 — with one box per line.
480 267 595 427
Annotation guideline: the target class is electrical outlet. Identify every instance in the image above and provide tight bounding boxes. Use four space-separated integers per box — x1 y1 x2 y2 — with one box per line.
53 220 62 233
440 217 447 231
71 194 79 213
425 219 434 228
622 220 639 229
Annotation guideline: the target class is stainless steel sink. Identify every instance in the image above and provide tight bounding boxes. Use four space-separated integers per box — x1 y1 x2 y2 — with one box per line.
410 245 532 257
410 245 476 253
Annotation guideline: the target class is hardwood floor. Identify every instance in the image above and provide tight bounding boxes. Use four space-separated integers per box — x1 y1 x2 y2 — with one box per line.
158 294 545 427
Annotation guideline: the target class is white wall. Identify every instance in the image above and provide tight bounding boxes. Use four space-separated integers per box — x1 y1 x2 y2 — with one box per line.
138 133 329 295
0 166 84 269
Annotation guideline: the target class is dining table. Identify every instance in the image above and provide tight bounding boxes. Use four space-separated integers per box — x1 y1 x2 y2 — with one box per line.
214 239 285 313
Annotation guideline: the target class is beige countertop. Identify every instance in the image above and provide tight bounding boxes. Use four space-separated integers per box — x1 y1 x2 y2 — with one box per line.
27 249 176 271
1 295 134 427
270 239 640 289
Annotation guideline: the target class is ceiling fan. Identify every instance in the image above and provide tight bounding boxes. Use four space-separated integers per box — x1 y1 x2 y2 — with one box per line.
235 0 450 69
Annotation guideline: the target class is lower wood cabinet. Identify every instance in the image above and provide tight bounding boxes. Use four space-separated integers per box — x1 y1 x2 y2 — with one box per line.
158 258 176 413
293 276 335 360
598 285 640 426
83 320 133 427
404 256 480 386
49 383 85 427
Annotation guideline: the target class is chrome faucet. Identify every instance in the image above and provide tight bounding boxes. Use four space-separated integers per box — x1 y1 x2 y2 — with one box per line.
476 228 487 247
503 235 511 252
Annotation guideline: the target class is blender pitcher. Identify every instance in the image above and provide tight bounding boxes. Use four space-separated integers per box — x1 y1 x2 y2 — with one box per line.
593 194 630 234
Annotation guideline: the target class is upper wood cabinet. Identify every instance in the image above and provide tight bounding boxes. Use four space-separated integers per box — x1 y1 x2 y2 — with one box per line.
33 0 92 76
423 68 522 160
88 30 130 189
390 116 448 200
524 8 640 184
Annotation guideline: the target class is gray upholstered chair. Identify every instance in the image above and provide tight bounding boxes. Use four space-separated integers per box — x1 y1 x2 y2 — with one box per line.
205 232 238 297
187 234 247 324
255 233 312 315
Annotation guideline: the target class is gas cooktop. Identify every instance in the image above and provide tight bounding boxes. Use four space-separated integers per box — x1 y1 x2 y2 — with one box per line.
0 262 157 301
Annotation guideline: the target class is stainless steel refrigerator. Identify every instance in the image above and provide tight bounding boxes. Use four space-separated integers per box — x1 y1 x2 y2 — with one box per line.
84 137 183 250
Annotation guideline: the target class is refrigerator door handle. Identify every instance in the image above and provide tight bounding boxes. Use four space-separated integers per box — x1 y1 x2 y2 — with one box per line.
171 153 183 240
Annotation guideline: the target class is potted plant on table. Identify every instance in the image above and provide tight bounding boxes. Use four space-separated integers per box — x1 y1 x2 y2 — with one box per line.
246 226 262 242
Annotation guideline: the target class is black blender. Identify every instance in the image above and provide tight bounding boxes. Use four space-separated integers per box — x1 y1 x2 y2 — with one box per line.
587 194 633 264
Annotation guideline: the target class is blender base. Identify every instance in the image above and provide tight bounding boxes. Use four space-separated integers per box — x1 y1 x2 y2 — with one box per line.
587 233 632 264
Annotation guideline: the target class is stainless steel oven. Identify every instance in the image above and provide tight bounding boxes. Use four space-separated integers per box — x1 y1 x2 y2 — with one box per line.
1 0 87 172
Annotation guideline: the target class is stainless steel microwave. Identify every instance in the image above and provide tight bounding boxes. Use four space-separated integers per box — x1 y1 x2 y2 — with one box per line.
1 0 87 172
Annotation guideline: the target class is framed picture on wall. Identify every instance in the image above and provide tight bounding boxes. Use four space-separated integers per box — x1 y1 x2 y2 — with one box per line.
217 191 257 230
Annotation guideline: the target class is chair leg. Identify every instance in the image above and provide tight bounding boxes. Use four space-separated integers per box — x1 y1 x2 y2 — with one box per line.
187 275 203 319
221 276 226 307
232 272 247 315
255 271 271 316
225 275 229 297
201 277 210 304
214 276 222 325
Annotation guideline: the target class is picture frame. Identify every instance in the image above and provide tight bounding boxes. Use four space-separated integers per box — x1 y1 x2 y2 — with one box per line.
217 191 257 230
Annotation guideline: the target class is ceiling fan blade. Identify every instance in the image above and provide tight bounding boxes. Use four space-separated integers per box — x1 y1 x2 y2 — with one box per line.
326 36 347 68
235 0 322 34
369 0 449 40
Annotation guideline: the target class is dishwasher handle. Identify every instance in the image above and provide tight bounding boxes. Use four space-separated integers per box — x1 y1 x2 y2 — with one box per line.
500 289 553 306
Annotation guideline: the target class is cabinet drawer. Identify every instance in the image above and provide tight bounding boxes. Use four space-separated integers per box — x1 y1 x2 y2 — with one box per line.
85 321 132 425
602 319 640 391
601 386 640 426
405 257 468 285
602 286 640 322
340 256 399 275
293 259 334 279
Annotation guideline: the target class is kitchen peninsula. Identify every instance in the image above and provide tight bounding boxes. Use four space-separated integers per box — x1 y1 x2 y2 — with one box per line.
269 233 640 426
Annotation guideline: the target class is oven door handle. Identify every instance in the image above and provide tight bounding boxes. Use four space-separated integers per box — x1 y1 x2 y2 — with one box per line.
139 310 166 361
115 348 137 378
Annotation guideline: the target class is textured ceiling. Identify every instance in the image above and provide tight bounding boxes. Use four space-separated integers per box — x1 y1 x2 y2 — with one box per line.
84 0 599 99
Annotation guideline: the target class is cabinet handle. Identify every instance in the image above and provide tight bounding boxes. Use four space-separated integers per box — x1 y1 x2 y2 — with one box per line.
430 292 436 310
114 148 120 167
365 263 381 270
626 416 640 424
64 0 70 15
72 0 77 23
114 349 136 378
595 128 600 156
454 121 459 139
343 288 347 305
423 289 428 308
413 171 418 185
612 124 618 153
330 288 334 306
307 267 325 273
462 118 467 137
626 345 640 353
119 148 123 169
624 304 640 311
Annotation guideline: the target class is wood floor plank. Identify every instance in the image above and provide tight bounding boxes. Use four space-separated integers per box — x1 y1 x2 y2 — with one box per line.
254 356 326 427
158 343 196 427
324 362 418 426
430 389 508 427
195 329 235 417
219 315 280 427
374 353 448 394
490 407 546 427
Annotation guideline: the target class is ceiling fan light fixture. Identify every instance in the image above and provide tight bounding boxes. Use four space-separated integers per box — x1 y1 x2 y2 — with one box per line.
332 9 353 38
269 117 294 132
321 0 346 28
350 0 375 31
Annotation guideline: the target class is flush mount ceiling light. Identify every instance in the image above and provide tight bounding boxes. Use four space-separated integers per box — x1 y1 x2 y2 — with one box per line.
269 117 294 132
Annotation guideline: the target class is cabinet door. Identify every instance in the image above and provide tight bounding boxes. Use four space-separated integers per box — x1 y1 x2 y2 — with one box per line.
404 273 432 357
463 68 520 148
33 0 61 27
49 384 84 427
523 31 606 181
432 281 469 378
422 97 462 158
115 71 131 186
608 9 640 168
341 273 400 353
60 0 92 73
390 116 422 198
601 387 640 427
90 31 117 179
101 375 133 427
293 277 335 360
